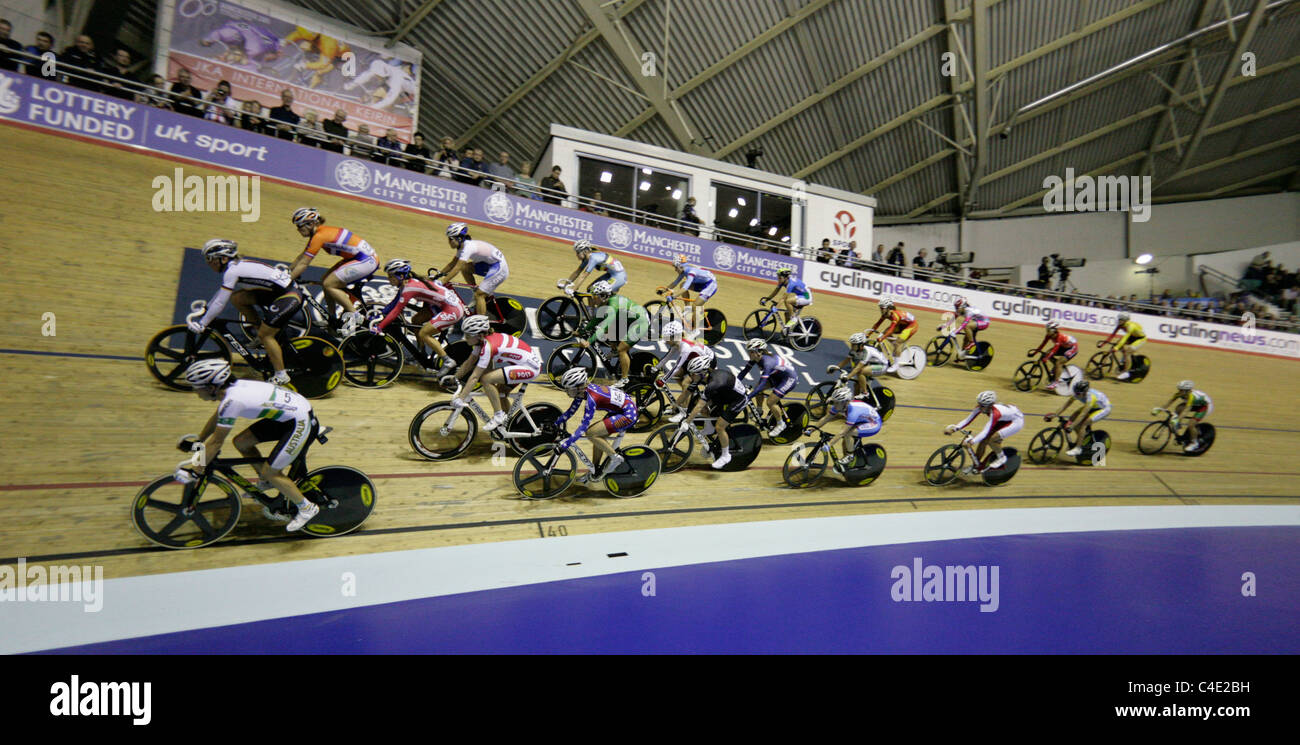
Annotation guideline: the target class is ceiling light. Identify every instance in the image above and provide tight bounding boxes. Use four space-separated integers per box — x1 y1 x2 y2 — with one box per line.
599 171 612 183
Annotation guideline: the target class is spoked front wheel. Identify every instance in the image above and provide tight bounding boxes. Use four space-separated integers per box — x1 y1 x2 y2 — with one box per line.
536 295 581 340
1027 427 1065 464
926 336 953 367
646 424 695 473
785 316 822 351
924 444 966 486
144 326 232 391
513 445 577 499
546 343 598 386
1085 352 1112 380
743 308 779 342
338 332 404 388
408 402 479 460
1012 361 1043 392
1138 420 1172 455
131 474 242 549
782 443 828 488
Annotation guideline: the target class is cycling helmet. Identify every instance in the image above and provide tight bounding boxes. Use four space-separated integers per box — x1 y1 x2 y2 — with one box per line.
686 356 712 376
849 332 867 346
1046 320 1060 332
446 222 469 240
777 267 792 277
976 390 997 407
1073 379 1090 396
461 315 491 336
384 258 413 277
745 338 768 353
954 297 967 310
662 321 684 339
202 238 238 261
829 386 853 405
1117 312 1131 322
1177 380 1194 391
573 239 592 255
878 297 894 310
672 254 688 270
559 367 590 392
291 207 320 228
590 281 613 298
184 359 232 388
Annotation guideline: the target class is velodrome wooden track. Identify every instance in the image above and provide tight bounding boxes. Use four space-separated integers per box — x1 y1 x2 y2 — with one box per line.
2 123 1298 582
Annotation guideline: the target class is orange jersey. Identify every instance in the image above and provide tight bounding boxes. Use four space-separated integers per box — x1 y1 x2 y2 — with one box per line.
303 226 374 261
873 309 915 334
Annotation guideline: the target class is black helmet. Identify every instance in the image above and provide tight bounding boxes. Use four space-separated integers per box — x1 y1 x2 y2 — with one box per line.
1073 379 1090 396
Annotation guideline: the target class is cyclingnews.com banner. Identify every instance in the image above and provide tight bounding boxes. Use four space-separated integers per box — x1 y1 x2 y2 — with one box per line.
2 72 1292 359
802 260 1300 360
154 0 422 140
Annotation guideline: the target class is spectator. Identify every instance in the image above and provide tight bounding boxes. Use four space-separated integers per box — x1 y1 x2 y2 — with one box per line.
59 34 99 90
404 132 431 173
514 162 540 199
376 128 404 167
817 238 833 264
137 74 173 109
268 89 300 141
540 165 567 205
351 123 377 160
483 151 517 191
0 19 22 71
170 68 204 118
678 196 701 235
913 248 928 274
1032 256 1052 289
299 110 324 148
837 242 859 267
473 148 489 185
24 31 56 78
99 48 139 101
456 147 478 184
435 136 459 179
240 100 266 134
203 80 238 125
321 109 349 153
872 243 885 264
588 191 611 216
887 242 906 273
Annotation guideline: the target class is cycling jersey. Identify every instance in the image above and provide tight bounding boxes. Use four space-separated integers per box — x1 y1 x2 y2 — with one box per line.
849 344 890 368
215 379 312 427
303 226 375 261
740 352 796 397
1185 390 1213 419
873 309 917 337
676 265 716 292
830 399 883 438
701 369 747 408
198 259 294 327
1037 331 1078 359
374 278 465 333
784 277 811 298
955 306 989 331
1077 388 1111 411
1107 320 1146 348
658 337 715 377
458 239 505 266
587 295 649 345
955 403 1024 445
583 252 625 276
474 333 539 371
554 384 638 450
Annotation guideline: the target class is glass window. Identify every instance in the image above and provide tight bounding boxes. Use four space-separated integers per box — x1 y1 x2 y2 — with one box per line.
578 157 634 218
635 167 689 231
712 183 759 243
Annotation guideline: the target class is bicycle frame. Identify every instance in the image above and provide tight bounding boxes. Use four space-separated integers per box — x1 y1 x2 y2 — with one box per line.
186 301 271 375
436 384 540 441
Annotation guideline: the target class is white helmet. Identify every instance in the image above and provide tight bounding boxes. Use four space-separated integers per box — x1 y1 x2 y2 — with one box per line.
461 315 491 336
829 386 853 405
849 332 867 346
559 367 590 391
1117 312 1131 322
184 359 232 388
290 207 320 228
202 238 238 261
686 356 712 376
1178 380 1194 391
1046 320 1060 332
662 321 684 339
976 390 997 407
590 281 613 298
446 222 469 240
573 239 592 255
384 258 413 277
954 296 967 310
745 338 768 352
878 297 894 309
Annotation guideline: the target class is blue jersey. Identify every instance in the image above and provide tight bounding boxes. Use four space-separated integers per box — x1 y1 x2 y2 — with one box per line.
677 265 715 291
784 277 810 298
584 252 625 276
554 385 637 450
741 352 794 395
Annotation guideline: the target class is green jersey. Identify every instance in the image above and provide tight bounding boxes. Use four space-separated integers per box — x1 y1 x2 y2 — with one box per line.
586 295 649 345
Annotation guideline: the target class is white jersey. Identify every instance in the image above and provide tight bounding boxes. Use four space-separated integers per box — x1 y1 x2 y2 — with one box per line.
199 259 293 327
458 239 505 265
215 380 312 429
850 344 890 367
660 338 714 375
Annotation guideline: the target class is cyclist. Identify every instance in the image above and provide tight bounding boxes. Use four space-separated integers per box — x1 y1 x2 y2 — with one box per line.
655 320 716 421
553 367 638 482
869 297 918 374
434 222 508 316
177 359 319 532
369 258 465 372
1045 379 1111 458
826 332 890 398
562 239 627 295
805 386 883 473
1159 380 1213 452
758 267 813 329
285 207 378 333
944 390 1023 472
1027 320 1079 390
1099 312 1146 380
578 280 650 388
449 315 540 431
661 253 718 332
189 238 299 385
947 297 989 360
680 355 748 469
738 338 798 438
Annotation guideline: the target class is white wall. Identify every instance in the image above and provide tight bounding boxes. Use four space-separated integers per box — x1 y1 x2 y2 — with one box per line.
1132 193 1300 257
965 211 1126 265
0 0 57 47
1019 257 1194 298
871 222 960 260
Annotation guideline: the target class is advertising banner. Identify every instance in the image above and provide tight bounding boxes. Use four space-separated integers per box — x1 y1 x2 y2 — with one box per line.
802 259 1300 360
805 193 873 259
155 0 421 140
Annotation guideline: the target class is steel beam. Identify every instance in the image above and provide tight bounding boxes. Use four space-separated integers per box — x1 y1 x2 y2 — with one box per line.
386 0 442 48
